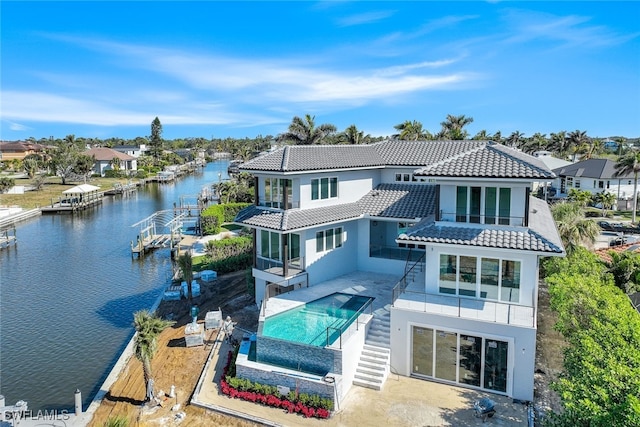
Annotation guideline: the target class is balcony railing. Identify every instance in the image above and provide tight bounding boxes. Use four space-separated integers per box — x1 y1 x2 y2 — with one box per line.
438 211 525 227
392 279 535 328
369 245 425 261
255 256 305 277
258 200 301 209
326 296 374 349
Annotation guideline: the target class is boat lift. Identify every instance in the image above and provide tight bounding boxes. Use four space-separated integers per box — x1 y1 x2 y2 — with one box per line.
130 210 186 258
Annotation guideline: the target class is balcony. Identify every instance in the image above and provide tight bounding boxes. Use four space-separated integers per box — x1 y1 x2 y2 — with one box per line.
255 255 305 278
369 245 425 261
392 280 535 328
258 200 301 209
438 211 525 227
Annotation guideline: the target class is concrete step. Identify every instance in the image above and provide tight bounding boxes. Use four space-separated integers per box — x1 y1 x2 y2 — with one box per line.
356 365 386 378
352 376 383 391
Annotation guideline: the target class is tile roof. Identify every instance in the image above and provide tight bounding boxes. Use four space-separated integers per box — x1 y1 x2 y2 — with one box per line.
553 158 634 180
357 183 436 219
397 223 564 254
84 147 136 161
235 183 436 231
372 139 484 166
239 145 385 172
235 203 362 231
397 196 564 254
414 142 555 179
238 139 554 180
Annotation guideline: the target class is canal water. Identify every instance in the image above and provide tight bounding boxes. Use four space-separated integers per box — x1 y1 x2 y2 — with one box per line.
0 160 229 412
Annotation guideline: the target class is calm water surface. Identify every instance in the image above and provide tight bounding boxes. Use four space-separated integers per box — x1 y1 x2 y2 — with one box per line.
0 161 229 412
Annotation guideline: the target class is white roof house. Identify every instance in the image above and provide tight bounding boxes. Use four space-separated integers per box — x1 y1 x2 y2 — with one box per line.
233 139 564 404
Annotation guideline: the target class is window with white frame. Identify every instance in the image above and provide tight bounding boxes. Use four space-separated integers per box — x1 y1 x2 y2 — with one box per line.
315 227 343 252
438 254 521 302
395 173 413 182
264 178 292 209
311 177 338 200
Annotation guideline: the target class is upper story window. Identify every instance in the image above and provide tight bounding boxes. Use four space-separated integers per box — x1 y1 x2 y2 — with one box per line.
456 186 511 225
311 177 338 200
566 177 574 187
316 227 343 252
395 173 414 182
265 178 292 209
439 254 521 303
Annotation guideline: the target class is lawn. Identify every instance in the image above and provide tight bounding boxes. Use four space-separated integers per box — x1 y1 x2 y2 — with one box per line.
0 177 140 209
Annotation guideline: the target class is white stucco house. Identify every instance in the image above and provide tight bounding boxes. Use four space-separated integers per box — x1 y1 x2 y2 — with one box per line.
552 158 636 201
83 147 137 177
233 139 565 403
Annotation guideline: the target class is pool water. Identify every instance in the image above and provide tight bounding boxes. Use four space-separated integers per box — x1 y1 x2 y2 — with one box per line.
261 292 373 346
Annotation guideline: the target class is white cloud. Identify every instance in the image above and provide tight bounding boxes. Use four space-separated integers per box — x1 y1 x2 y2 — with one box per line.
335 10 395 27
8 121 30 131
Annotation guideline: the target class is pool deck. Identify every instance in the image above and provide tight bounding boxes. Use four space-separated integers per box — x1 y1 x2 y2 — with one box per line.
192 271 530 426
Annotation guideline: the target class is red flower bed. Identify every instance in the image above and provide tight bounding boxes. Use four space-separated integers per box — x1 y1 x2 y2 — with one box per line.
220 351 331 419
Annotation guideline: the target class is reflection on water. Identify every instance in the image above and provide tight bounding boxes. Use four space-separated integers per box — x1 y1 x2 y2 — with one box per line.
0 161 229 412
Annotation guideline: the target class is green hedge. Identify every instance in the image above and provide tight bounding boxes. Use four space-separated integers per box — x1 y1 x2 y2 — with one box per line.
201 203 251 235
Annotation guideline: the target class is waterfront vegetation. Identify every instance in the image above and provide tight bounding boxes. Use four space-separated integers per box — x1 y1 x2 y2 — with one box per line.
542 249 640 426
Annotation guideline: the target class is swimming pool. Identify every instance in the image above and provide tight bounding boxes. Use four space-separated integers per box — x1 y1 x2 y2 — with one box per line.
261 292 374 346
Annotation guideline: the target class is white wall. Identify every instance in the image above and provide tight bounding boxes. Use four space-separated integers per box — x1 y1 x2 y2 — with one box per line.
421 244 539 307
389 308 537 401
304 220 360 284
298 169 377 208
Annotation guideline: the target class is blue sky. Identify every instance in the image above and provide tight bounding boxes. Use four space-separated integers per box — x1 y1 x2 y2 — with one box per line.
1 1 639 141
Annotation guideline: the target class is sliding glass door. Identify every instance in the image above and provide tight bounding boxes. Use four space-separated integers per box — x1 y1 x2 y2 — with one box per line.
411 327 509 393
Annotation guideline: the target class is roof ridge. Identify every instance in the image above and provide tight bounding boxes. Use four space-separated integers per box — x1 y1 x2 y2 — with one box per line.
417 141 486 172
489 144 554 177
282 146 290 171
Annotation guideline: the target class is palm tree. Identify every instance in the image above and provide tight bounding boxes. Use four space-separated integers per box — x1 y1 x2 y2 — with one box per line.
393 120 431 141
521 133 548 154
438 114 474 140
132 310 175 403
341 124 366 144
277 114 337 145
549 131 569 158
551 202 600 254
594 191 617 218
176 252 194 301
582 138 603 160
506 131 525 149
110 156 121 172
567 188 592 207
614 150 640 223
472 129 489 140
568 129 590 162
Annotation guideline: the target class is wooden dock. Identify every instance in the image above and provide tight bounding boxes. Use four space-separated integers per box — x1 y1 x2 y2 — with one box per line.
41 184 104 214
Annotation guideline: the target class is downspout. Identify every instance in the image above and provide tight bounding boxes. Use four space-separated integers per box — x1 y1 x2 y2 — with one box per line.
524 188 530 227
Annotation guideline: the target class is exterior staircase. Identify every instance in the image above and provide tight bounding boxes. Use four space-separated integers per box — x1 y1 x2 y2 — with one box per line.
353 306 391 391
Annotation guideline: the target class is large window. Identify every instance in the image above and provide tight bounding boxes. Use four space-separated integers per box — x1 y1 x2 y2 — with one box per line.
315 227 343 252
439 254 521 303
455 186 511 225
260 231 300 262
412 327 509 393
264 178 292 209
311 177 338 200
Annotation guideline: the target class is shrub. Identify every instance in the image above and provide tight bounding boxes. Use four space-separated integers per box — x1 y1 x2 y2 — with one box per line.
201 203 251 235
220 349 333 418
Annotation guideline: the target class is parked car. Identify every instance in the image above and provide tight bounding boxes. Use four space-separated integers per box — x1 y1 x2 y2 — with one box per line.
610 236 628 246
599 221 624 231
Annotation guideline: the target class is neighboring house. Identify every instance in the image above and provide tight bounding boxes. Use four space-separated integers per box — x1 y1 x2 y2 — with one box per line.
0 141 46 161
233 139 565 402
532 151 572 198
552 158 636 201
83 147 137 177
112 144 147 158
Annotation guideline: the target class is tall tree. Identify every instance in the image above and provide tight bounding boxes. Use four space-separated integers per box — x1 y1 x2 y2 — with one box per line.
73 154 95 183
341 124 366 144
49 135 81 185
438 114 473 140
551 202 599 254
614 150 640 223
393 120 430 141
277 114 337 145
568 129 590 162
594 191 617 218
132 310 174 403
506 131 525 148
549 131 569 158
176 252 194 301
148 117 164 162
